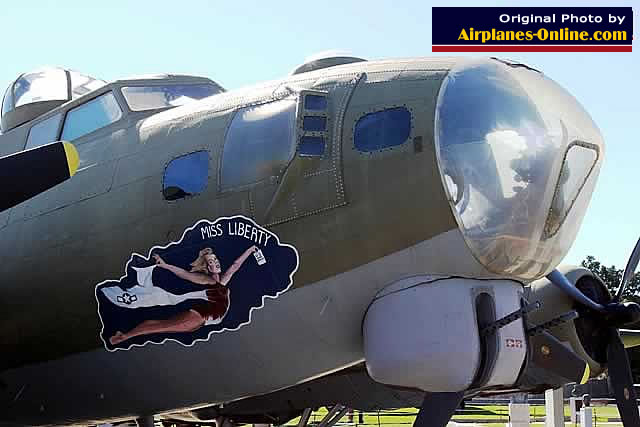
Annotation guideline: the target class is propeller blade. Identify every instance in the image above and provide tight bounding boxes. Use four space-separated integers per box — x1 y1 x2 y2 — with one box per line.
616 237 640 302
530 330 590 385
546 270 605 313
0 141 79 212
606 330 640 426
413 391 464 427
620 329 640 348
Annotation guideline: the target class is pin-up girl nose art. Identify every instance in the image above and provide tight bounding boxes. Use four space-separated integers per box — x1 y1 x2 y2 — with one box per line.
95 216 299 351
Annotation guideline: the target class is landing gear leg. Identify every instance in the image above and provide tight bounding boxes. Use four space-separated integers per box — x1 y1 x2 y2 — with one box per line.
413 392 464 427
215 416 235 427
136 416 155 427
297 408 313 427
317 405 349 427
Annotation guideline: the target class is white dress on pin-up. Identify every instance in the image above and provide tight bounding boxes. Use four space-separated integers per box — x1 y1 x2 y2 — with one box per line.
101 265 210 309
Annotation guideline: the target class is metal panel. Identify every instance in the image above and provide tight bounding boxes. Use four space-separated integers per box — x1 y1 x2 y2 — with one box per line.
258 76 363 226
22 160 117 220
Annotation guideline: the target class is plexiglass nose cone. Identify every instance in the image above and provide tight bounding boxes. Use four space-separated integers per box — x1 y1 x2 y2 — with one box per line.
435 59 603 280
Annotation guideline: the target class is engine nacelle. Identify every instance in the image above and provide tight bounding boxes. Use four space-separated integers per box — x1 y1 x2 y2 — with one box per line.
363 276 527 392
525 265 609 379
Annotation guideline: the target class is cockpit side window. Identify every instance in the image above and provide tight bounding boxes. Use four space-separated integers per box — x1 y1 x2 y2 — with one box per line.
61 91 122 141
25 113 62 150
122 84 220 111
220 99 296 191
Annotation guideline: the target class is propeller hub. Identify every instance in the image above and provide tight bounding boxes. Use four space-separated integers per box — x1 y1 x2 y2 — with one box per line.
604 302 640 328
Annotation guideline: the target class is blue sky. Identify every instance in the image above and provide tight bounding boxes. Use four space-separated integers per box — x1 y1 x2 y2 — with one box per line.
1 0 637 268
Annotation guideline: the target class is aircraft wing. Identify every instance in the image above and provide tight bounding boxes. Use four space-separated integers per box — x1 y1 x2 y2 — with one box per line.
0 141 79 212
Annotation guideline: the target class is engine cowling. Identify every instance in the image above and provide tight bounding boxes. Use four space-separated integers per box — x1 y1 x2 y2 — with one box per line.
362 269 603 395
363 276 527 392
524 265 610 382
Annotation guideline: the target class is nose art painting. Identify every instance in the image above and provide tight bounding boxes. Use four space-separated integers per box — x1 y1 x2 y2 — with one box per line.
95 215 299 351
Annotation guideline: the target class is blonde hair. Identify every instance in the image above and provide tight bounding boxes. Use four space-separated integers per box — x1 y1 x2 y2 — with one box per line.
190 247 216 273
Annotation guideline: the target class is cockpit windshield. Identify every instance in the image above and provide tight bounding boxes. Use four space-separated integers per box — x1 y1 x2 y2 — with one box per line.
435 59 603 280
121 84 220 111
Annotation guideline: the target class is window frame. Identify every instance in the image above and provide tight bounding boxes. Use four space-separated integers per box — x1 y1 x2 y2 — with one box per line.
2 83 13 116
543 140 600 238
296 90 330 158
352 105 414 154
60 89 125 143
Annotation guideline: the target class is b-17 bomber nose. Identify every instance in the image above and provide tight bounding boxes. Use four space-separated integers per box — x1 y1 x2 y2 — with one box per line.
435 59 603 280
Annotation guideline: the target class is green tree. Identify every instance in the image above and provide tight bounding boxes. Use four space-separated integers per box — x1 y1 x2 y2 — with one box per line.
581 255 640 383
581 255 640 302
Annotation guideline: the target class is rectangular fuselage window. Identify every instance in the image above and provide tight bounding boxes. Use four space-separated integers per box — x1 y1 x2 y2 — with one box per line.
61 92 122 141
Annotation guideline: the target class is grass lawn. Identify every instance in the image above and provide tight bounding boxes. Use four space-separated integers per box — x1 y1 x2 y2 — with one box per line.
283 404 623 426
